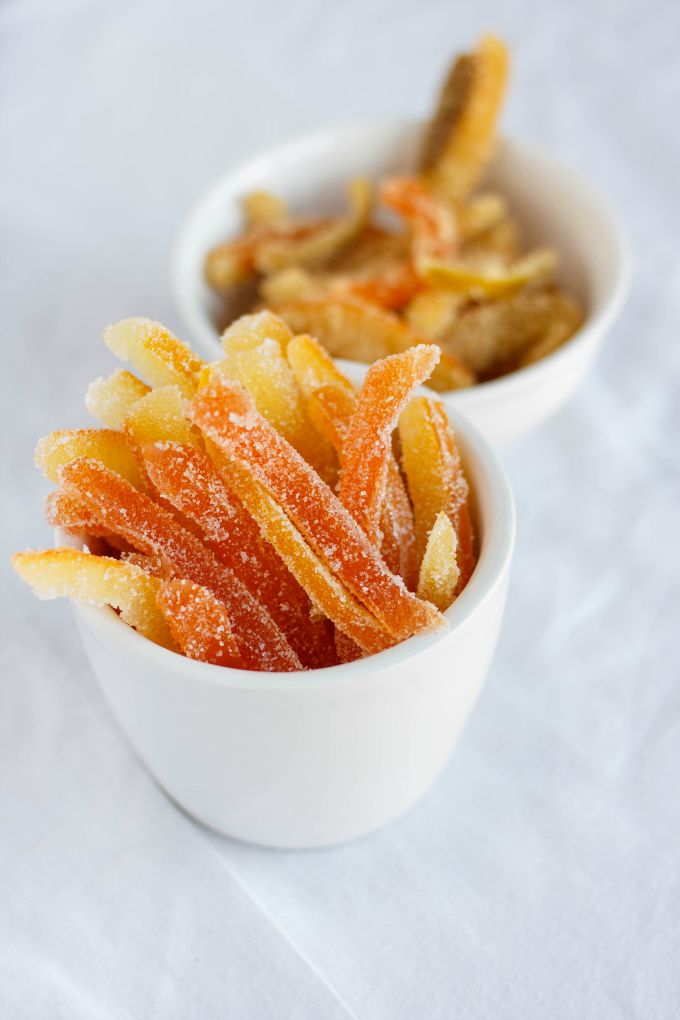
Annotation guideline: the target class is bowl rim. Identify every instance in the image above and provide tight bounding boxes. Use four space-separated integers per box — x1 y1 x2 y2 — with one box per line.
66 402 515 692
171 117 630 400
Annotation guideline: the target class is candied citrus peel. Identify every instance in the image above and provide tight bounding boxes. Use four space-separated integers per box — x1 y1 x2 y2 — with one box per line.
12 548 175 650
141 440 335 669
417 512 460 611
58 457 301 672
339 345 440 544
35 428 147 491
399 396 475 591
190 377 444 642
105 318 203 396
418 247 558 299
420 34 510 202
156 578 242 667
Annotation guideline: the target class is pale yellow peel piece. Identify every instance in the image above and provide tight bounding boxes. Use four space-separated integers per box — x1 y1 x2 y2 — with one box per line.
417 512 460 611
242 190 288 229
286 333 356 398
230 338 337 484
123 385 200 452
221 310 294 352
104 318 203 396
86 370 151 428
35 429 146 491
418 247 557 299
12 548 175 649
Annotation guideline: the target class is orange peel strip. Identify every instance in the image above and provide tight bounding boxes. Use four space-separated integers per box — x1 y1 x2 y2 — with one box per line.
157 578 243 667
190 379 443 642
58 457 301 672
339 345 440 543
219 459 393 655
380 175 457 261
142 441 335 669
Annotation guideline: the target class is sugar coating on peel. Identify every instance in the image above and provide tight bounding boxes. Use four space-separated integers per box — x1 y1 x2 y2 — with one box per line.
58 457 301 672
339 344 440 544
143 441 335 668
104 318 203 396
11 548 175 650
380 176 458 263
222 459 392 655
286 333 357 399
307 385 417 587
417 512 460 611
222 310 293 351
399 396 476 590
86 370 151 428
190 379 444 642
35 429 147 491
124 386 200 451
157 579 242 666
232 338 336 484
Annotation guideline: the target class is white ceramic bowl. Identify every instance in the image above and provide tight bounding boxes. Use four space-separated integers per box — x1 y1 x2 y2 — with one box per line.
60 405 514 849
172 120 629 446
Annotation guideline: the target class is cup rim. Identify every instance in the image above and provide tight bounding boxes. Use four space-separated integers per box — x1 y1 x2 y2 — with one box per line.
171 117 630 400
66 402 515 692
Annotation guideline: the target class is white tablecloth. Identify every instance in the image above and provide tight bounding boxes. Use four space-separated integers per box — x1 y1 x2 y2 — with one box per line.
2 0 679 1016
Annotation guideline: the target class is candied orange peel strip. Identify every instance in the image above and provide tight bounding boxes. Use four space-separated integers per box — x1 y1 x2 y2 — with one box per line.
399 396 475 590
286 332 356 399
35 428 147 491
156 578 242 666
339 345 440 544
380 175 457 262
190 378 444 642
105 318 203 396
218 458 393 655
86 369 151 428
142 440 335 669
123 385 200 451
12 548 175 650
416 512 460 611
420 34 510 202
58 457 302 672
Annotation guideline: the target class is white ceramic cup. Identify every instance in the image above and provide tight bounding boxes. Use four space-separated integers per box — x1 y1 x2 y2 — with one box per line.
172 120 630 446
59 405 514 849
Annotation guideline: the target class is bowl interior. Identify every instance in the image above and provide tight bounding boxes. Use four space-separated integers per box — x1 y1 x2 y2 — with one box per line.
173 120 626 365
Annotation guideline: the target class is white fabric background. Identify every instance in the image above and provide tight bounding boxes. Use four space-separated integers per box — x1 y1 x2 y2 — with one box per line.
2 0 679 1016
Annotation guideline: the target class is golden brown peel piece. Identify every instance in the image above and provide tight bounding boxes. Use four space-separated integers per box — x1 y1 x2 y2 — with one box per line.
399 396 475 591
339 345 440 544
420 34 510 202
35 429 147 491
190 378 444 642
86 370 151 428
58 457 302 672
417 512 460 611
444 286 582 376
157 578 243 666
105 318 203 396
12 548 175 650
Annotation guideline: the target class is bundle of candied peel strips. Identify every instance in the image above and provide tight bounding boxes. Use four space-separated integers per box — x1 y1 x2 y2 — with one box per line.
14 313 476 671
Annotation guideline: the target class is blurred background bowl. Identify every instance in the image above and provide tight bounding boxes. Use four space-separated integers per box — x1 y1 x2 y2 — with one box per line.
172 120 629 446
